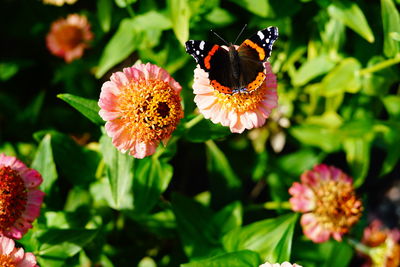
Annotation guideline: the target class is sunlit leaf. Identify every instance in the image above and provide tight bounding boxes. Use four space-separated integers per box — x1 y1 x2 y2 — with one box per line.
223 213 298 262
320 58 361 96
328 1 374 43
96 18 138 78
167 0 190 45
31 134 58 195
292 55 336 86
58 94 103 125
97 0 113 33
182 250 260 267
100 133 134 209
228 0 270 18
381 0 400 57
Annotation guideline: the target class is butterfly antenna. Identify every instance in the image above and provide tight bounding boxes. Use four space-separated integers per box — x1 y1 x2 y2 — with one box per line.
233 24 247 45
210 29 229 46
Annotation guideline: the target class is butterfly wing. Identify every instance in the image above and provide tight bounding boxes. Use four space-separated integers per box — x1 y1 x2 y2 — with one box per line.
185 40 235 94
237 27 278 92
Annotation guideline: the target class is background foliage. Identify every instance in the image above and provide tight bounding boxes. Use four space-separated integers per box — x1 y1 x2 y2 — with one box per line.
1 0 399 266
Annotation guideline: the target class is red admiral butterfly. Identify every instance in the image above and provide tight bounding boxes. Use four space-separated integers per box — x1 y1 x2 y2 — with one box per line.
185 26 278 94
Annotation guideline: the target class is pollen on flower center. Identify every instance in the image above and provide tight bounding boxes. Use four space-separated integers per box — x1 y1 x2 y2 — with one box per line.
0 166 28 231
117 79 183 143
313 179 362 234
0 254 16 267
213 83 271 113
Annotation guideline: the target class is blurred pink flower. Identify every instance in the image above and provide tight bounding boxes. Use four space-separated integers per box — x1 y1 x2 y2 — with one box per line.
359 220 400 267
99 63 184 159
259 261 302 267
192 58 277 133
289 164 362 243
0 235 38 267
43 0 77 6
46 14 93 62
0 154 44 239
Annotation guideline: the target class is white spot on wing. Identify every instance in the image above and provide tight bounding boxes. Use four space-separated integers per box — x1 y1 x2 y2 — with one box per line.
199 41 205 50
196 50 200 55
265 38 270 43
257 31 265 40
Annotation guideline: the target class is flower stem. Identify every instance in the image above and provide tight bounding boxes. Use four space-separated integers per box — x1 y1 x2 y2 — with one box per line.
359 55 400 76
263 201 291 210
125 3 135 18
347 237 371 254
184 114 204 129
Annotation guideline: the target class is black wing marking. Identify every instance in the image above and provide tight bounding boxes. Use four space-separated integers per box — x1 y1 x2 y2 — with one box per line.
185 40 217 71
246 26 279 60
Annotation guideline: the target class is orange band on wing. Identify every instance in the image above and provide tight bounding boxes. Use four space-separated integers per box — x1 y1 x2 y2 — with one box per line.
246 72 266 92
243 40 265 61
210 80 233 94
204 45 220 69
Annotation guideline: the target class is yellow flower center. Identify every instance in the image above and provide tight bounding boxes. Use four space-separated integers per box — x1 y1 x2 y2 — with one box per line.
0 166 27 231
55 24 84 50
213 83 272 113
313 179 362 235
117 79 183 144
0 254 16 267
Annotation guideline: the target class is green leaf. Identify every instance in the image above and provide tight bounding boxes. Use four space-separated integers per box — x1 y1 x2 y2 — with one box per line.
320 241 353 267
114 0 137 8
96 18 138 78
206 140 242 207
290 125 341 152
228 0 270 17
133 156 173 214
223 213 298 263
343 138 371 187
277 149 322 177
36 229 98 267
31 134 58 195
33 131 100 187
100 133 134 210
292 55 336 86
167 0 190 45
320 58 361 96
184 118 231 143
181 250 260 267
380 121 400 176
383 95 400 120
57 94 103 125
0 62 19 81
97 0 113 32
381 0 400 57
172 193 223 259
362 56 398 96
212 202 243 237
205 7 236 26
328 1 375 43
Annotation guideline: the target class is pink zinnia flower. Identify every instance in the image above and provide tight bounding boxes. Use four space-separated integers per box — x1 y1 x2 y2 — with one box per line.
0 235 38 267
259 262 302 267
98 63 184 159
359 220 400 267
0 154 45 239
289 164 362 243
46 14 93 62
192 57 278 133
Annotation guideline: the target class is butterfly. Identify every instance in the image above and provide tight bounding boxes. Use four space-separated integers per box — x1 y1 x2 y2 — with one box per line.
185 27 278 94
